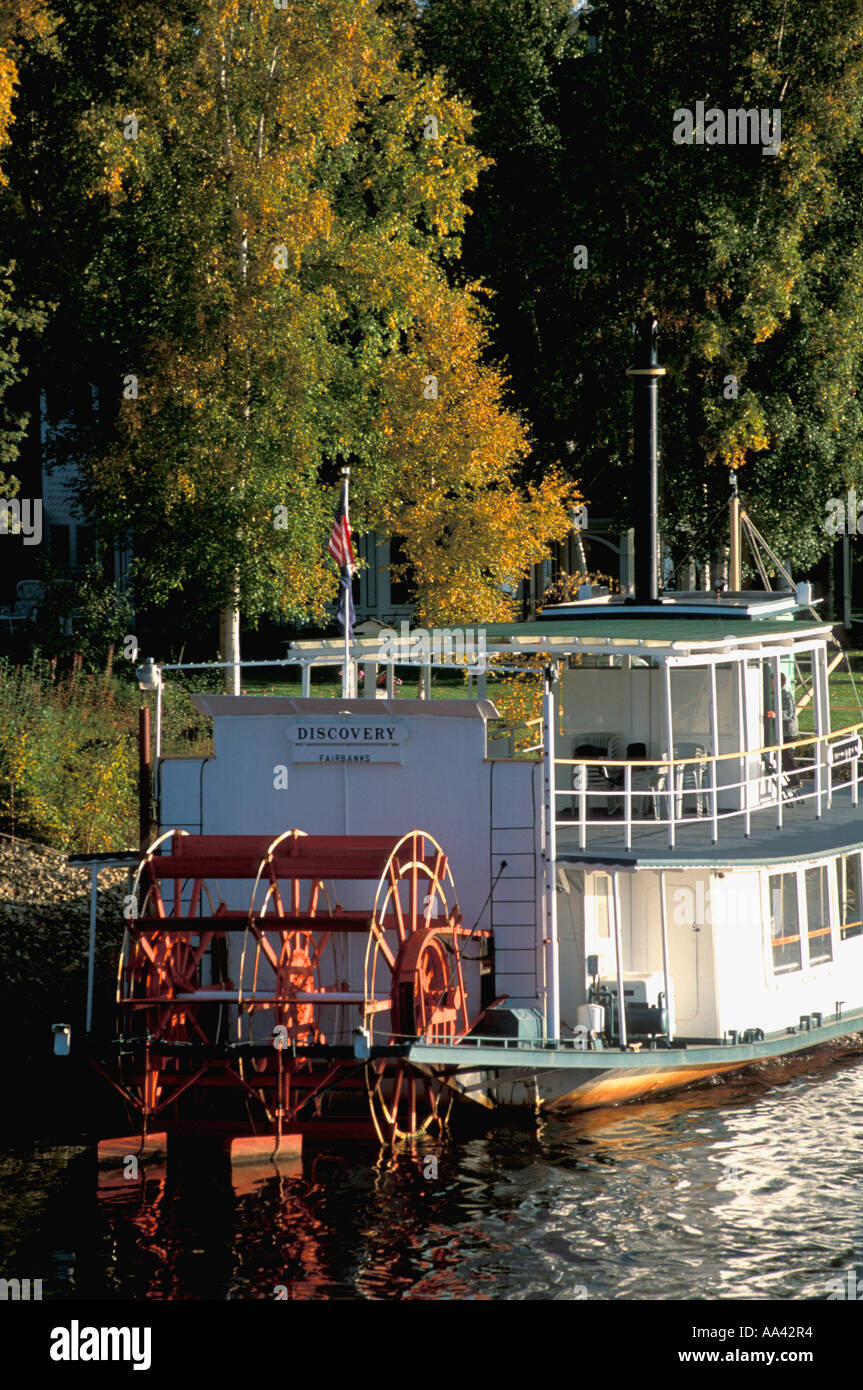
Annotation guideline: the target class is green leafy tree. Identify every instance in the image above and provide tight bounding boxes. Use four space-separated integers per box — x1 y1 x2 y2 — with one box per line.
415 0 863 578
8 0 574 684
0 261 47 475
0 7 56 486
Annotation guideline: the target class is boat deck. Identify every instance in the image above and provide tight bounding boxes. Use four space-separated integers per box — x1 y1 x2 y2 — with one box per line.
408 1004 863 1072
555 787 863 867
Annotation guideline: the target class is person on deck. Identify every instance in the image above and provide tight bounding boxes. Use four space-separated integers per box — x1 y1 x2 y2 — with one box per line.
780 673 801 790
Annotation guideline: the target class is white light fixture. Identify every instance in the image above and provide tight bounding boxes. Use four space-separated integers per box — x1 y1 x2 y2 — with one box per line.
135 657 162 693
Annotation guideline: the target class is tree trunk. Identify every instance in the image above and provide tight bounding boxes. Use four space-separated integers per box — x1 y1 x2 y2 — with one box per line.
219 599 240 695
218 35 245 699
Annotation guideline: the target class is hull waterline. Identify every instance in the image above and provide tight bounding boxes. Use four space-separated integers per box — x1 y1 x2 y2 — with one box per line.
411 1010 863 1115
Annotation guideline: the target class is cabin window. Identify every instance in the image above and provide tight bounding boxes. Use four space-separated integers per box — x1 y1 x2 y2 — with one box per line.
804 865 832 965
594 875 611 939
836 854 862 941
768 872 801 974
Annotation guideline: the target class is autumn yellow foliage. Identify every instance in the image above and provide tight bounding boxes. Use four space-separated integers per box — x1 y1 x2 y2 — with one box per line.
74 0 578 630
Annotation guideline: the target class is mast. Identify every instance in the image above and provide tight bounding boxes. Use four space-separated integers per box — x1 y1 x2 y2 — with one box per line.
341 465 351 699
729 469 742 590
626 314 666 602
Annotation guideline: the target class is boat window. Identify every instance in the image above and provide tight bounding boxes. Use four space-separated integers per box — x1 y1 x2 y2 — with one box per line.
836 853 863 941
768 872 801 974
804 865 832 965
594 875 611 939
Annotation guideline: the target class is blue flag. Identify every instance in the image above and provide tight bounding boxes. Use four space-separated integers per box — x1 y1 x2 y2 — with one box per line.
336 568 354 635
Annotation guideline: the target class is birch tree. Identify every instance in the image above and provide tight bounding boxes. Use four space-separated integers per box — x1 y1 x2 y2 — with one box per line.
19 0 574 679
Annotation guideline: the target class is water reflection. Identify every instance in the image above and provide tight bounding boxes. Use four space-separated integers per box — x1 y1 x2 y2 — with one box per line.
2 1049 862 1300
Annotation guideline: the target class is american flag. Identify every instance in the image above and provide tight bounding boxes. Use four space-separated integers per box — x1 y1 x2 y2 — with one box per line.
328 483 355 572
329 478 355 634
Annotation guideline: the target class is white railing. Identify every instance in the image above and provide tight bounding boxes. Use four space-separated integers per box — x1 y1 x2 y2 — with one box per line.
553 723 863 850
487 716 544 758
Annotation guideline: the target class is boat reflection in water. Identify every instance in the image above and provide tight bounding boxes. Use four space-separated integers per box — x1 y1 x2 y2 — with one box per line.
35 1040 851 1300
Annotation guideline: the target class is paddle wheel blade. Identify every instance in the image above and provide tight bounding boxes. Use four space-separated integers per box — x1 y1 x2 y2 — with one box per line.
103 827 492 1156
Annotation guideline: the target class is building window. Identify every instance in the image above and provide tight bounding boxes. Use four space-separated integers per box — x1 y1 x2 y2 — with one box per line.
387 535 415 608
836 854 862 941
804 865 832 965
594 874 611 939
768 872 801 974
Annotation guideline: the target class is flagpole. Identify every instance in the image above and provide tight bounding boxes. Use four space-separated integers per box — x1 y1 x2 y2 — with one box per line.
341 465 351 699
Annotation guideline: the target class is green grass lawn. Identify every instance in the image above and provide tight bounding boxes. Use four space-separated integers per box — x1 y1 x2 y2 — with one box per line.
239 670 512 700
177 649 863 763
241 654 863 728
797 653 863 734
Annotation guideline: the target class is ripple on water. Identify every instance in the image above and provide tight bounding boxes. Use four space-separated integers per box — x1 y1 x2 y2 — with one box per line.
1 1054 862 1299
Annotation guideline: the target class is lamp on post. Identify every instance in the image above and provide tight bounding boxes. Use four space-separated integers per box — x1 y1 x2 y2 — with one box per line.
135 656 161 694
135 657 161 850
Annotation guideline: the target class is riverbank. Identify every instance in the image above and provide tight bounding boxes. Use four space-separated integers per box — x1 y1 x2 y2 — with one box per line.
0 835 129 1064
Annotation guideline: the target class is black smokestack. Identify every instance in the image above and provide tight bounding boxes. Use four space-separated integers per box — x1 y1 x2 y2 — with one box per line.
626 314 666 603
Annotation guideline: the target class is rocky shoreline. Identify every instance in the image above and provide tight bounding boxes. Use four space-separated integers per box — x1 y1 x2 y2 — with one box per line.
0 835 131 1060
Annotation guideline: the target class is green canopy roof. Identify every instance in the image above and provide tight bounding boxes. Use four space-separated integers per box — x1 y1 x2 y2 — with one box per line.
479 616 830 649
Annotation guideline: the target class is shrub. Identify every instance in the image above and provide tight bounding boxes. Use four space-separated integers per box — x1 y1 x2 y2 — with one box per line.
0 654 139 851
0 654 219 851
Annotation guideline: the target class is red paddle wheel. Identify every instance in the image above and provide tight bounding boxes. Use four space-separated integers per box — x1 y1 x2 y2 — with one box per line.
108 829 493 1150
239 830 334 1046
116 829 234 1118
364 831 471 1142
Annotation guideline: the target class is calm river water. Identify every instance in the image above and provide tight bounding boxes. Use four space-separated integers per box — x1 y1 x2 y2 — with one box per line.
3 1050 863 1301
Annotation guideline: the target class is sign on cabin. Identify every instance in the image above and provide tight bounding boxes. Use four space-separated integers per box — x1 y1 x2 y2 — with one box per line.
827 735 862 768
287 719 408 764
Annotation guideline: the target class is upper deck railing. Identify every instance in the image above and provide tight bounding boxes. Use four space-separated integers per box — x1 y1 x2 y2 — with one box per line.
551 722 863 851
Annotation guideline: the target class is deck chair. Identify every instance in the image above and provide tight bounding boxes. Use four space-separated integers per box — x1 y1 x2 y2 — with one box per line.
625 742 655 818
657 742 706 818
571 732 625 816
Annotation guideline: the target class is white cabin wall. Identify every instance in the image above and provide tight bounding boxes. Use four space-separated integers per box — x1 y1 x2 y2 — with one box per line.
556 869 587 1031
488 759 544 1008
669 669 744 808
158 702 545 1030
571 868 719 1039
560 666 660 755
560 666 734 761
559 660 774 810
834 932 863 1014
711 871 766 1037
715 864 863 1036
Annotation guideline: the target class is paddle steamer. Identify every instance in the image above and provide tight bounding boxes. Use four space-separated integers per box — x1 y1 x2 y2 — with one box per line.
86 319 863 1151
